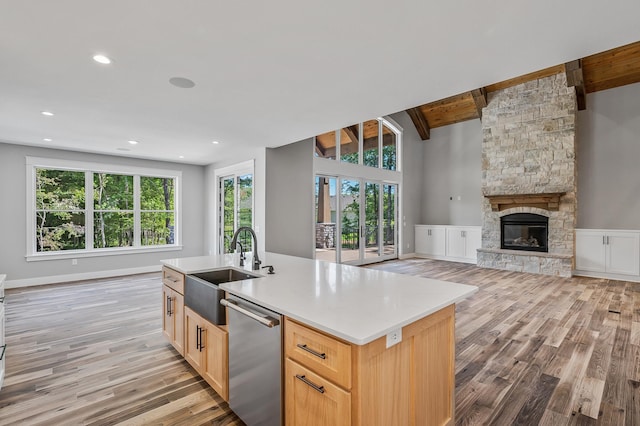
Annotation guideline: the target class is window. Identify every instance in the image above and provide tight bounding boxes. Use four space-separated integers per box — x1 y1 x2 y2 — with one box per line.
313 117 400 171
27 157 181 260
216 160 254 254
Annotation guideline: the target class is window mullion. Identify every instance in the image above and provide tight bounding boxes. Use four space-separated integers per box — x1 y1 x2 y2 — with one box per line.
86 171 94 250
133 175 141 247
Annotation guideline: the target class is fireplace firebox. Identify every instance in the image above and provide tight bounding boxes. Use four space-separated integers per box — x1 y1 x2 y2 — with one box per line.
501 213 548 252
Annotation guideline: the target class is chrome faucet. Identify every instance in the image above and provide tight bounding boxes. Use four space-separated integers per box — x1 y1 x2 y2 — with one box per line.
230 227 261 270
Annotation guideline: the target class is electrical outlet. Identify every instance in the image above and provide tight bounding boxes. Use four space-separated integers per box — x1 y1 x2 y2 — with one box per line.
71 258 78 265
386 328 402 348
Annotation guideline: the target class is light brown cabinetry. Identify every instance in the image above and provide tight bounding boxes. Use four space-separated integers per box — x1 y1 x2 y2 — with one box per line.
162 266 184 356
284 304 456 426
184 307 229 401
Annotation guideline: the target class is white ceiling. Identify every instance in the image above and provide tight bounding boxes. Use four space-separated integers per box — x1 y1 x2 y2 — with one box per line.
1 1 639 166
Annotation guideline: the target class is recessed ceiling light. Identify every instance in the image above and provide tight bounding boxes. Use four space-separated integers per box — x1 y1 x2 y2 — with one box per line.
212 140 220 145
93 54 112 65
169 77 195 89
43 138 52 142
179 155 185 159
41 111 54 116
128 140 138 145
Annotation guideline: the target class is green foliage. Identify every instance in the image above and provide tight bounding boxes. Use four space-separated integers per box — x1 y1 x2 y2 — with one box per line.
36 169 86 251
36 169 175 251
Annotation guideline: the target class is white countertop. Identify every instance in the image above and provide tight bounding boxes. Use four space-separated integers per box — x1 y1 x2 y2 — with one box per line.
162 253 478 345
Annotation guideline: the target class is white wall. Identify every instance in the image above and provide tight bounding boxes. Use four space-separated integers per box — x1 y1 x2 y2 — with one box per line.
389 112 424 254
420 119 483 226
577 82 640 229
265 139 314 258
0 142 206 286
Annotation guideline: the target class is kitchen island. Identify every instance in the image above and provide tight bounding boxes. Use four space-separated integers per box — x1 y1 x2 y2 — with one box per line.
162 253 477 426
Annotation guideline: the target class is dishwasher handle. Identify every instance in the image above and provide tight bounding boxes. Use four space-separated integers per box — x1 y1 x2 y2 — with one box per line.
221 299 280 328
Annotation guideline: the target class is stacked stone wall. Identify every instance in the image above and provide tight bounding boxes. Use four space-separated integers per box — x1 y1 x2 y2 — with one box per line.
478 73 577 277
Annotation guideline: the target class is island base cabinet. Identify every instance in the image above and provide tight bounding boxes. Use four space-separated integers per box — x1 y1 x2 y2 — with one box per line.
284 304 455 426
285 358 351 426
184 307 229 401
162 284 184 356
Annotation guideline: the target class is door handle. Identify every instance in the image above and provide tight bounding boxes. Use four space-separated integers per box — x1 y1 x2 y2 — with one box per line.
221 299 280 328
198 326 205 352
166 295 172 316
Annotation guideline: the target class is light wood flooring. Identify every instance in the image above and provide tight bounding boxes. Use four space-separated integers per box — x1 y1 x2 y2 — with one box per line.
0 259 638 425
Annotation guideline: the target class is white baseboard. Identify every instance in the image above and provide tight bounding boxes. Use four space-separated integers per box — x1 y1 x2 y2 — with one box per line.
6 265 162 289
573 269 640 283
399 252 416 259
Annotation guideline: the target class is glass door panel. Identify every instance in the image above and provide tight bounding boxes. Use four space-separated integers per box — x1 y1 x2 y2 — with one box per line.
222 177 235 253
364 182 381 260
340 179 360 263
383 184 397 256
219 173 253 254
237 174 253 252
315 176 337 262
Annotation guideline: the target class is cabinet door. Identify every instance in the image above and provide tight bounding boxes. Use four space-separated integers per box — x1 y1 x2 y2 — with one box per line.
414 227 429 254
446 228 466 259
285 359 351 426
606 232 640 275
0 301 5 390
172 291 184 356
184 308 205 372
203 321 228 401
575 231 607 272
464 228 482 261
416 227 446 256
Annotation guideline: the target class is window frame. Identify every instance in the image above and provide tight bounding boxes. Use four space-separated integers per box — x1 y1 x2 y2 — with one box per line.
26 157 182 261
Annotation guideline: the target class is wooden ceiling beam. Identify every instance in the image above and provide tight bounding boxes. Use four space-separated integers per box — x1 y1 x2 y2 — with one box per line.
565 59 586 111
471 88 487 118
406 107 430 140
343 125 359 144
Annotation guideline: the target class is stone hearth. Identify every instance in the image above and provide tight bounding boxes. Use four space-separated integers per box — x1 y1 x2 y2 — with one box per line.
477 73 577 277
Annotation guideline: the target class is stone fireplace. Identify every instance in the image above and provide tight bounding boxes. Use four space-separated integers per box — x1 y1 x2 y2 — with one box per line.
477 73 577 277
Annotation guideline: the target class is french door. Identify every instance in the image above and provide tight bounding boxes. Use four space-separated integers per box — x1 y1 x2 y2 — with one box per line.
219 173 253 254
315 175 397 265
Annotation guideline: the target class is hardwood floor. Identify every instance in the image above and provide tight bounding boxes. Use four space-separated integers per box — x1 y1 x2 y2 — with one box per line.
368 258 640 426
0 259 638 425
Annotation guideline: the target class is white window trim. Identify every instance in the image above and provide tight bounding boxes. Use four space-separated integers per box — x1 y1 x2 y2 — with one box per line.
25 156 183 261
213 160 255 255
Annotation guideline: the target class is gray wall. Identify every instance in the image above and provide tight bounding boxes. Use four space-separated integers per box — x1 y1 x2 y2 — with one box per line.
420 119 483 226
0 143 205 282
389 112 424 253
577 82 640 229
265 139 314 258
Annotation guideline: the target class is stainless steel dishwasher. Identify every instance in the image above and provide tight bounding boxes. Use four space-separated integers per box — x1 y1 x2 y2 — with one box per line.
221 294 282 426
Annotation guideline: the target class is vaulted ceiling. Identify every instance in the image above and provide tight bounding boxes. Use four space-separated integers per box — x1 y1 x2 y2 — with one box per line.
404 42 640 140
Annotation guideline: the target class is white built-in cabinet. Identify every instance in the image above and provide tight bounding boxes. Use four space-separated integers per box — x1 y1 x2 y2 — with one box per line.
415 225 481 264
415 226 446 257
575 229 640 278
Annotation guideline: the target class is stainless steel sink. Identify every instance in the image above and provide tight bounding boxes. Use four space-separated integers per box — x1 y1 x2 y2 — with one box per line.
185 269 261 325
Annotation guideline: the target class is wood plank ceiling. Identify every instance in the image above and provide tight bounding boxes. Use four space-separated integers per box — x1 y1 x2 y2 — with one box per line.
404 41 640 140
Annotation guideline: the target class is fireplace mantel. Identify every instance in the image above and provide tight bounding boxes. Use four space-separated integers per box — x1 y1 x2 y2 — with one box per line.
484 192 566 212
